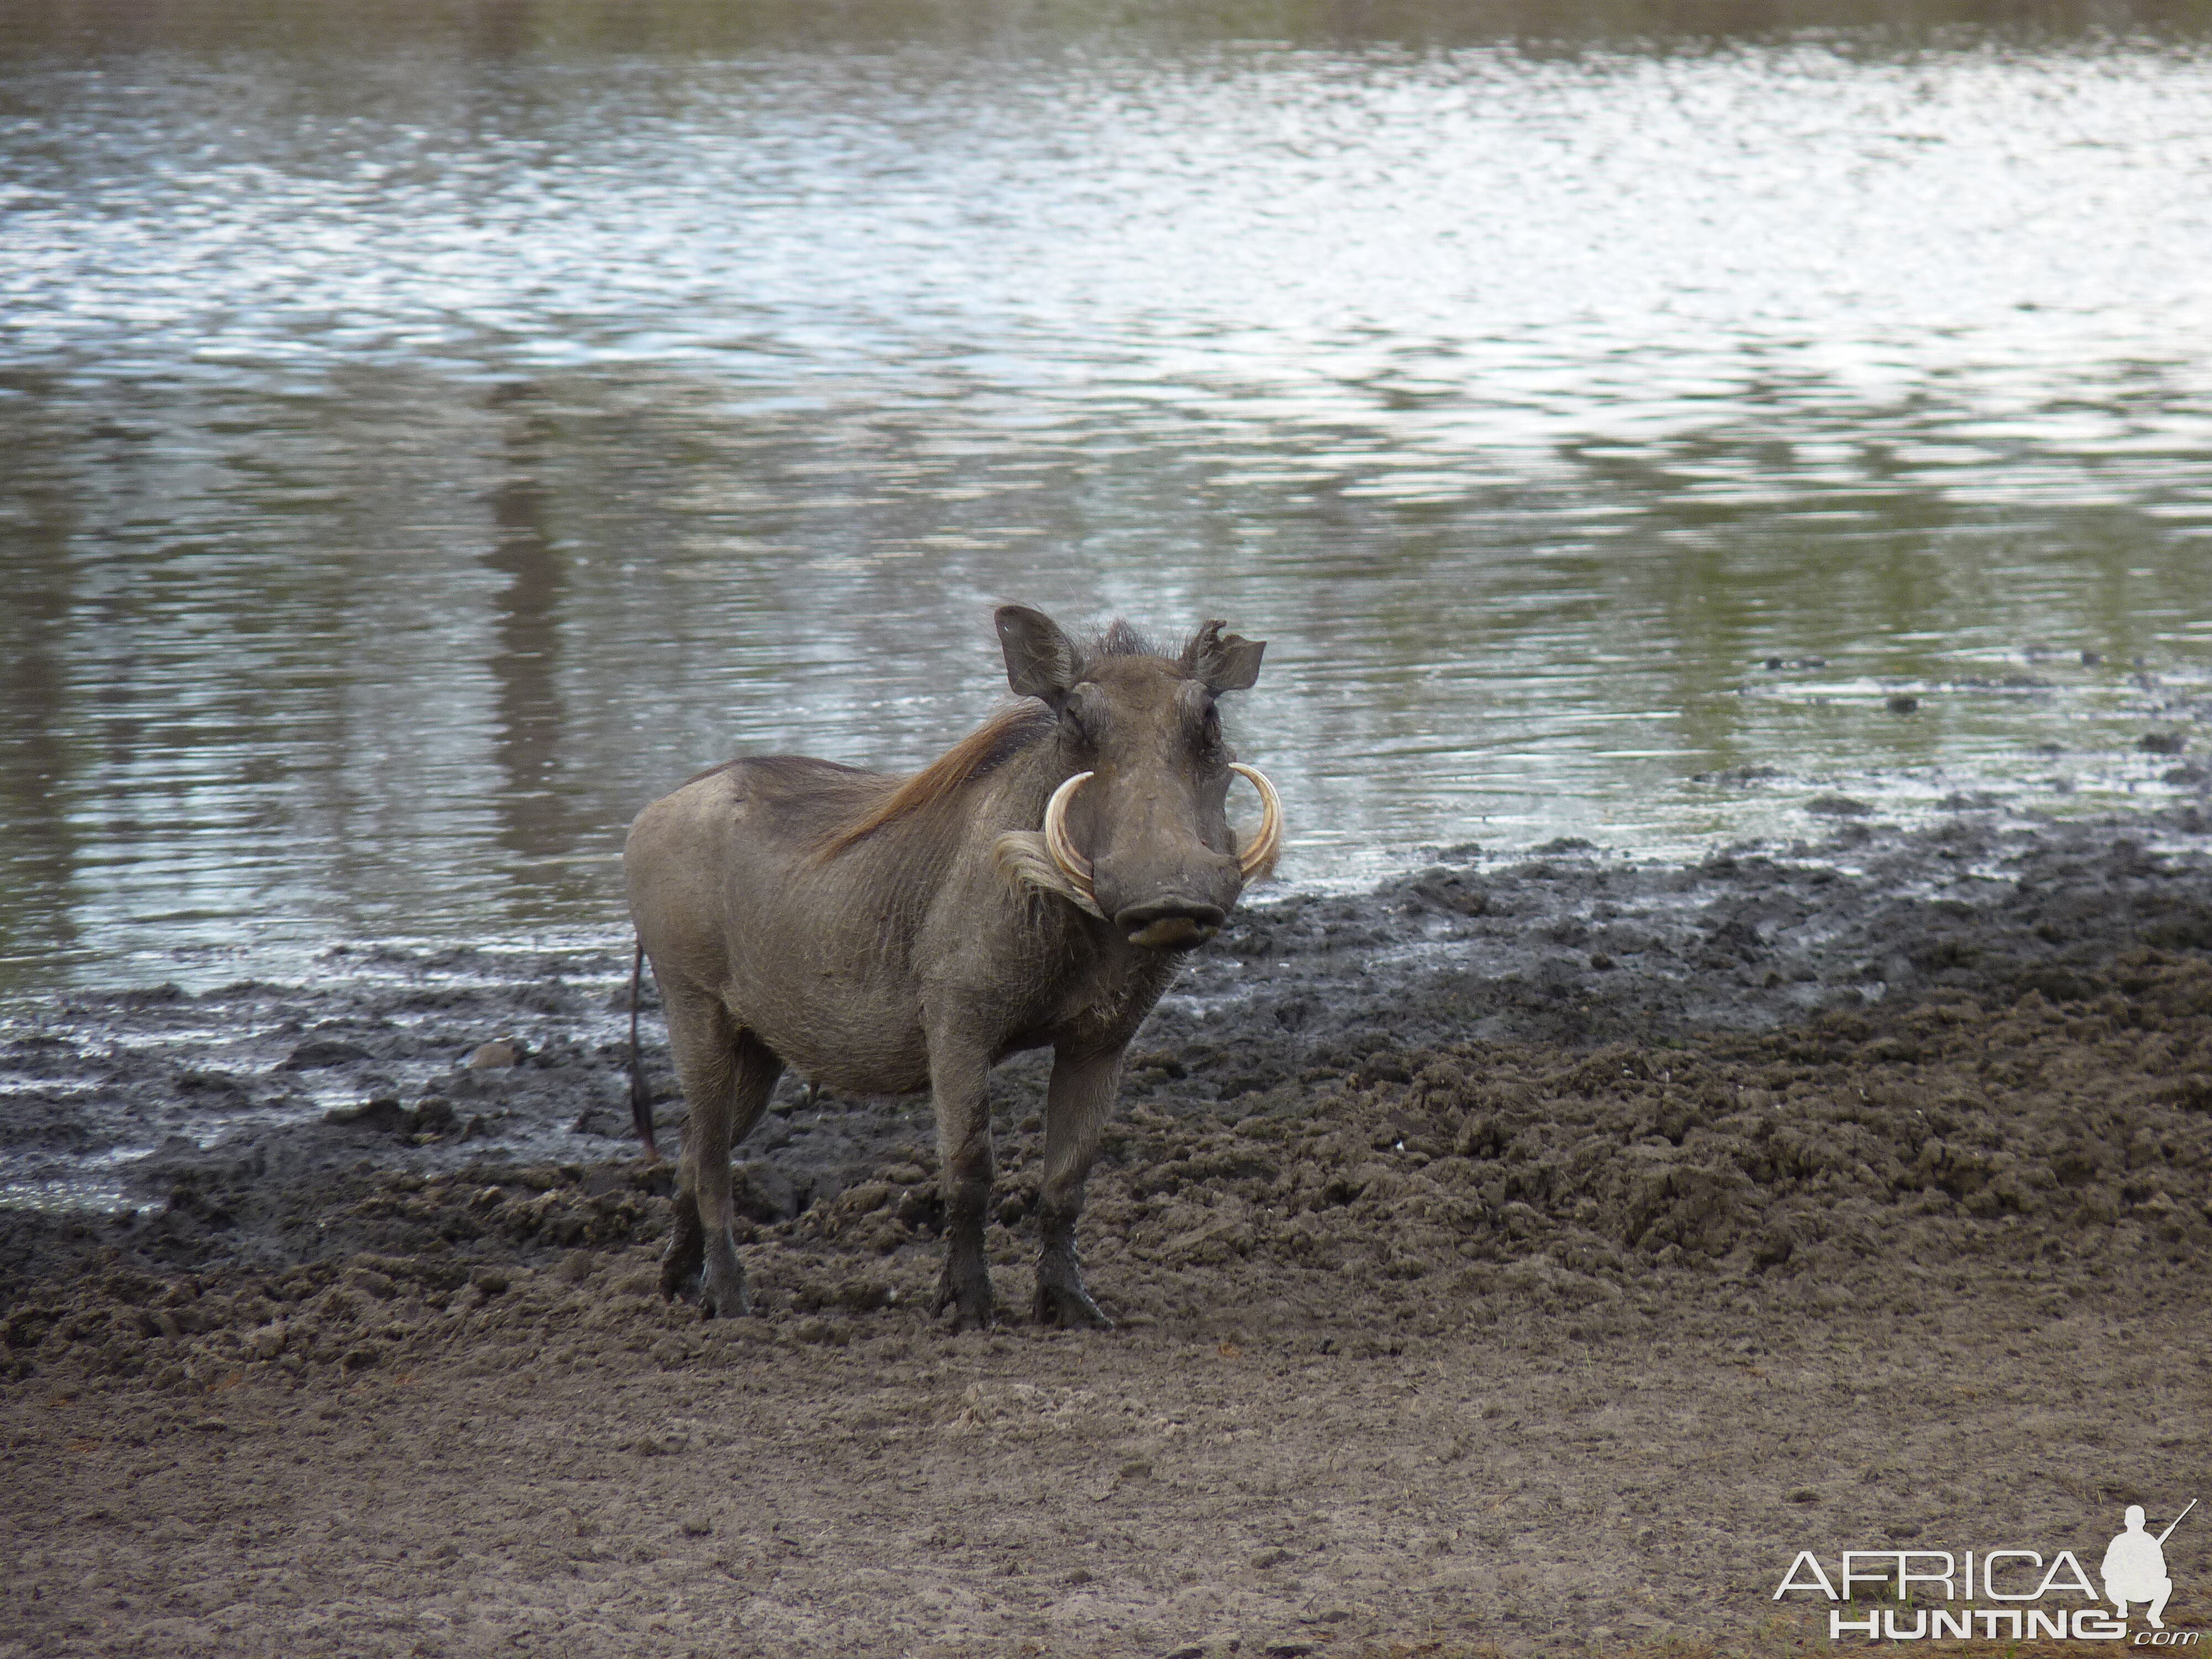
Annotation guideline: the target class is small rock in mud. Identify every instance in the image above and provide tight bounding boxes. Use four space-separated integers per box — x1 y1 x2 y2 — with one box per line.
325 1098 410 1133
324 1096 457 1140
1804 793 1874 816
413 1097 457 1134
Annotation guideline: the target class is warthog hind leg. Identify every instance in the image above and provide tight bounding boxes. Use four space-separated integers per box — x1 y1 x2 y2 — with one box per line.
1032 1046 1122 1328
664 984 782 1319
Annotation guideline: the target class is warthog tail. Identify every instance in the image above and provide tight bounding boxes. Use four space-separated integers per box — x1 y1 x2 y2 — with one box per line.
629 937 659 1161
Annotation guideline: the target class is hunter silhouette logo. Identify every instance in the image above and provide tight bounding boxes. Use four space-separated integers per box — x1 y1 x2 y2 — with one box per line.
2106 1501 2192 1630
1775 1499 2199 1642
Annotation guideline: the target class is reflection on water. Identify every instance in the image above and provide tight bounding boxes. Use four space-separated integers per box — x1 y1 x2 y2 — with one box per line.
2 2 2210 990
483 382 572 868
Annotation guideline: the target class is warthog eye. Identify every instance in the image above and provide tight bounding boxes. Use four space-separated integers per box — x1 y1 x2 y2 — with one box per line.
1192 699 1226 763
1060 685 1109 750
1181 680 1225 757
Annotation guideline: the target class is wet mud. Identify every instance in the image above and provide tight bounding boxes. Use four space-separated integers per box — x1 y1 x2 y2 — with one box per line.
5 806 2211 1657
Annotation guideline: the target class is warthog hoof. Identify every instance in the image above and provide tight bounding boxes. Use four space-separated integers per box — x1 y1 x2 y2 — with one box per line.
698 1272 752 1320
1033 1259 1114 1329
932 1262 996 1331
659 1224 705 1302
659 1259 701 1302
698 1232 752 1320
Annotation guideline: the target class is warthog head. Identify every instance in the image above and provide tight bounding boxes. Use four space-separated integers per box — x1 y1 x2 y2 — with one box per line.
995 606 1280 950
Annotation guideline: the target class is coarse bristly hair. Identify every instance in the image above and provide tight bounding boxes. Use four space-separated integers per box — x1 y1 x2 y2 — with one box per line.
1087 618 1157 659
811 617 1185 861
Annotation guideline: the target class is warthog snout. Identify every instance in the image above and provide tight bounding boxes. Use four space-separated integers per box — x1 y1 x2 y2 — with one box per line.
1114 899 1227 950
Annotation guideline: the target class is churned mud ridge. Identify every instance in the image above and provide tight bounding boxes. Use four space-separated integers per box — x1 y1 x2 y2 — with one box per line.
9 944 2210 1385
1150 801 2212 1081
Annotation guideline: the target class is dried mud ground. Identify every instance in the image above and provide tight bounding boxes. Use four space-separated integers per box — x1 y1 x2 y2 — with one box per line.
6 812 2212 1659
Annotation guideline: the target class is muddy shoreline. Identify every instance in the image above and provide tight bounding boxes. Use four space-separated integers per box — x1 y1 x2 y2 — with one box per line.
6 804 2210 1290
5 805 2211 1657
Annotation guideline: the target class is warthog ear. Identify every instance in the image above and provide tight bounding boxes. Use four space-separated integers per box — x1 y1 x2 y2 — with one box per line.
1184 619 1265 692
996 605 1081 709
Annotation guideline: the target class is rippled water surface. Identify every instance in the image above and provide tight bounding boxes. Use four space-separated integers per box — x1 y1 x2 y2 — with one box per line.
4 1 2211 991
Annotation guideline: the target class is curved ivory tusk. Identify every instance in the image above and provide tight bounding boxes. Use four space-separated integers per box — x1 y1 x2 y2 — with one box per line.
1230 762 1282 883
1042 770 1098 900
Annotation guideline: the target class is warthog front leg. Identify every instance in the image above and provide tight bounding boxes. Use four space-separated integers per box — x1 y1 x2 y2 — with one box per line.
1034 1046 1123 1329
926 1035 996 1329
660 987 781 1318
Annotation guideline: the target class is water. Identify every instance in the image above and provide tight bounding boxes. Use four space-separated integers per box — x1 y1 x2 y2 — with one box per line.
4 1 2211 994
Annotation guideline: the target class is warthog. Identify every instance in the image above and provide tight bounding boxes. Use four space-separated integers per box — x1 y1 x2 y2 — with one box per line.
624 606 1280 1328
